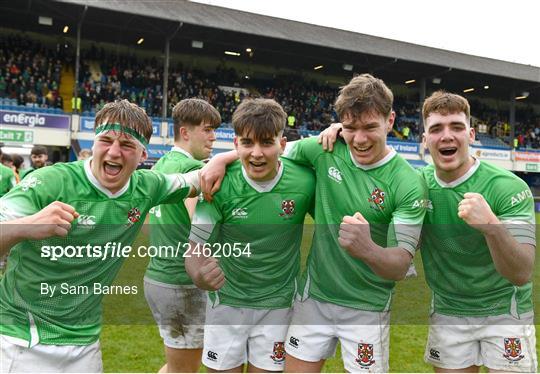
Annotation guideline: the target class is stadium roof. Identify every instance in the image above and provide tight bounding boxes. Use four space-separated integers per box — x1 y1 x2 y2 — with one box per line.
51 0 539 83
1 0 539 104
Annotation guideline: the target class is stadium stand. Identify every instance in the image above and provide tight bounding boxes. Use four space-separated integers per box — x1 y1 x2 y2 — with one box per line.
1 32 539 148
0 34 64 112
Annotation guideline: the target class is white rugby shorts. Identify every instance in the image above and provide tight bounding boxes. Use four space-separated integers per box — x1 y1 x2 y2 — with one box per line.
144 278 206 349
202 303 292 371
425 312 537 372
285 298 390 373
0 335 102 373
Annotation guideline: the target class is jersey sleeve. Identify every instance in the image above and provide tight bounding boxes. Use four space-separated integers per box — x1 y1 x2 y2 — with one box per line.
283 137 324 168
189 198 223 244
0 168 59 221
493 177 536 246
150 171 192 206
388 173 428 255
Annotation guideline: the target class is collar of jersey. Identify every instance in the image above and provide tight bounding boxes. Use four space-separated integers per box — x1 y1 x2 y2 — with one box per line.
349 147 397 170
434 157 480 188
84 158 131 198
171 146 194 159
241 160 284 193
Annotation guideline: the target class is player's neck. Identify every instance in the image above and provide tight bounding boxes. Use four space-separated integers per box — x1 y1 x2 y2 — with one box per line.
436 156 476 184
173 142 194 158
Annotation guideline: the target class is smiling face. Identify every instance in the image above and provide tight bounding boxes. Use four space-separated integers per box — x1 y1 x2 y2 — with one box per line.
234 131 286 182
340 110 395 165
91 131 147 193
423 111 475 182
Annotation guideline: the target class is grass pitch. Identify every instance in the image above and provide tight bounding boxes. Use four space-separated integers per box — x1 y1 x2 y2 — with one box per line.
100 214 540 372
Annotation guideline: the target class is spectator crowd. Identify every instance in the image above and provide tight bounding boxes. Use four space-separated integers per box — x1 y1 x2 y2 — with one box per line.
1 34 539 148
0 34 64 110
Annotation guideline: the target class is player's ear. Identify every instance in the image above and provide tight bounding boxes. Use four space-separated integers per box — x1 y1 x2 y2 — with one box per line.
140 148 148 163
468 126 476 144
279 136 287 152
386 111 396 133
233 136 239 151
179 126 189 141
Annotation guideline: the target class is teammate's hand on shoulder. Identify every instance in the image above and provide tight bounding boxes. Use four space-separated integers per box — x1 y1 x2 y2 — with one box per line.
197 256 225 291
458 192 499 232
338 212 375 259
21 201 79 239
317 122 343 152
200 161 225 202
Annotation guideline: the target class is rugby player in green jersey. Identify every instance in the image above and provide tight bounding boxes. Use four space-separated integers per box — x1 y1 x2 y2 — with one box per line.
186 98 316 372
200 75 427 372
0 148 16 197
0 100 200 373
144 98 221 373
419 92 537 372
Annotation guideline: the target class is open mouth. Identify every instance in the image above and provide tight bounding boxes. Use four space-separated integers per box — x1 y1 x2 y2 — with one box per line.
103 161 123 176
249 161 266 169
353 145 372 153
439 147 457 157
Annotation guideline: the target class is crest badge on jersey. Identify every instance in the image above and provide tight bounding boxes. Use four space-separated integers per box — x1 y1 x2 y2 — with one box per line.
126 207 141 226
279 199 296 218
356 343 375 368
503 338 525 362
368 188 386 210
20 175 42 192
270 342 286 363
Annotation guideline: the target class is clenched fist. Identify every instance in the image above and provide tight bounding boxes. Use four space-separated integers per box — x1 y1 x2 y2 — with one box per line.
22 201 79 239
458 192 499 233
196 256 225 291
338 212 375 260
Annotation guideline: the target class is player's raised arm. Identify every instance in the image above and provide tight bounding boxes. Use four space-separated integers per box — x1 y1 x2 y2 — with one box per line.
200 150 238 201
0 201 78 256
458 192 535 286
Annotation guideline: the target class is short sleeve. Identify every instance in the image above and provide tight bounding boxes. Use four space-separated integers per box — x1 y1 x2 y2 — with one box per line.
189 198 223 244
150 172 192 206
283 137 324 168
493 178 536 246
388 174 428 255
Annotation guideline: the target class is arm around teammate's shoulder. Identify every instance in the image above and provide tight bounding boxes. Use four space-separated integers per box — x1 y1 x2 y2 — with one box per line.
200 150 238 202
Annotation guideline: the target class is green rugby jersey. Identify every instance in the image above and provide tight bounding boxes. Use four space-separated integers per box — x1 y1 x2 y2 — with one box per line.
284 137 427 311
19 166 35 180
0 163 16 197
145 147 204 285
0 160 191 346
419 160 536 317
189 158 315 309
